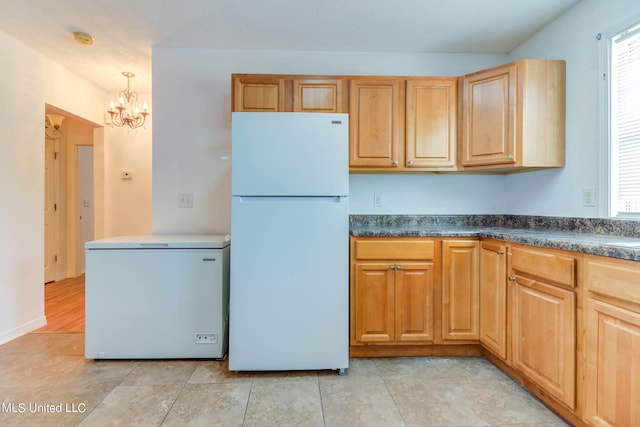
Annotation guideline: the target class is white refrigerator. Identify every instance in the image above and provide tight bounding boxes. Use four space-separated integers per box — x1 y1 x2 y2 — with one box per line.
230 112 349 374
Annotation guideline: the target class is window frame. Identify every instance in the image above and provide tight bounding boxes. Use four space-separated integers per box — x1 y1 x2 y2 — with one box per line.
601 17 640 219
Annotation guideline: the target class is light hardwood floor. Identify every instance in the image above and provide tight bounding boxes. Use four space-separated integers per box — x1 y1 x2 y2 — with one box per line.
33 275 85 333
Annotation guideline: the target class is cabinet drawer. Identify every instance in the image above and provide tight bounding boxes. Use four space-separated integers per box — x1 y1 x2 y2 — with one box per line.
585 257 640 306
354 240 434 260
511 246 576 288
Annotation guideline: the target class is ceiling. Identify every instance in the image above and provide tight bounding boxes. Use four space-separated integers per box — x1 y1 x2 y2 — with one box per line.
0 0 580 93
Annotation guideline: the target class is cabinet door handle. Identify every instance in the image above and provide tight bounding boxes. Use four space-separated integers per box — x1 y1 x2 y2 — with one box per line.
407 160 413 165
508 275 516 281
390 265 396 270
497 250 504 255
392 160 399 166
508 155 514 161
396 265 402 270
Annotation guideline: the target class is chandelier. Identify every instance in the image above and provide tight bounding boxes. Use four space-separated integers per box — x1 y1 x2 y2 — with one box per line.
106 71 149 129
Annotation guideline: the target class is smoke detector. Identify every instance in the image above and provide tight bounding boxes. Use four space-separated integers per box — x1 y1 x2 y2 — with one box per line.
72 31 94 46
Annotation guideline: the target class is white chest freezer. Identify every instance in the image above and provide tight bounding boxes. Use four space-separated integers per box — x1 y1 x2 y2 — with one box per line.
85 235 230 359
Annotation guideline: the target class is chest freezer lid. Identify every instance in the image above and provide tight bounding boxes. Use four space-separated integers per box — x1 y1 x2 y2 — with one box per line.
85 234 230 250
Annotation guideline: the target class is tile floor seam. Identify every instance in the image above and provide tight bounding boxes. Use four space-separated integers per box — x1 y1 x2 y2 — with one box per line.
240 379 254 426
375 362 410 427
158 381 187 427
315 376 327 427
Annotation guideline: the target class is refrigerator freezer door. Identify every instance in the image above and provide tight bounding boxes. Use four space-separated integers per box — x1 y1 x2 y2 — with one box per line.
232 112 349 196
229 195 349 371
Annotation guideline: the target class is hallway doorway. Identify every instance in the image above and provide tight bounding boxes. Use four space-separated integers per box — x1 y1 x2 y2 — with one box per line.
33 275 85 333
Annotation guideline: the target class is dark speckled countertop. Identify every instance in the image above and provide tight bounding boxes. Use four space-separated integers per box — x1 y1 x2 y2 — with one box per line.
350 215 640 262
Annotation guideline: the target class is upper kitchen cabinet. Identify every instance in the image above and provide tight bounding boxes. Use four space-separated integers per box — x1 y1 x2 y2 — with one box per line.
349 77 458 172
293 78 347 113
459 59 566 171
406 78 457 171
349 78 404 169
232 75 286 112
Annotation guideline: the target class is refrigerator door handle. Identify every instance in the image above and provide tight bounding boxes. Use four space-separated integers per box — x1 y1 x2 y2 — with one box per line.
237 196 346 204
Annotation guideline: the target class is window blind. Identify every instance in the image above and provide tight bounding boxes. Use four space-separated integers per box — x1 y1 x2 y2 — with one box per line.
612 23 640 216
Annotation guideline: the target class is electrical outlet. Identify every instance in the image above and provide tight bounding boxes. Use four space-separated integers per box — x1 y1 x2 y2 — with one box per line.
582 187 597 207
178 193 194 208
373 193 383 207
195 333 217 344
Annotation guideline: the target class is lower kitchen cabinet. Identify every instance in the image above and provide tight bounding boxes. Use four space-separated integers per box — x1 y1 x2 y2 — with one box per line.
395 262 435 342
441 240 479 342
351 238 435 346
479 240 508 360
349 234 640 426
583 256 640 427
510 246 577 409
353 261 435 343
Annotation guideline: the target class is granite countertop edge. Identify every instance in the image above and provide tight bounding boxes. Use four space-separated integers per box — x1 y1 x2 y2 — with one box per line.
349 225 640 262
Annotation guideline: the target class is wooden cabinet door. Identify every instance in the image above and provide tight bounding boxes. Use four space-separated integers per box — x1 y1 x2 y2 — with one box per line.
584 257 640 426
512 275 576 408
441 240 479 341
479 241 508 359
349 78 403 168
293 79 345 113
584 298 640 427
233 75 285 112
354 262 395 343
395 262 434 343
461 63 516 166
406 78 457 170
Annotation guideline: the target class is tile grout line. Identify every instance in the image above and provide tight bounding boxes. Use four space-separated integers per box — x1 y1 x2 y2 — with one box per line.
315 374 326 427
373 359 410 427
240 378 254 426
158 379 188 426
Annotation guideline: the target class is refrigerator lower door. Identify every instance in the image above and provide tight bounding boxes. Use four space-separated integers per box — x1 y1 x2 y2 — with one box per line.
229 196 349 371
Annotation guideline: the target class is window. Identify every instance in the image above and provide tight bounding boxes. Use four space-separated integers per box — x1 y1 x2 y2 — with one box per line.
609 22 640 217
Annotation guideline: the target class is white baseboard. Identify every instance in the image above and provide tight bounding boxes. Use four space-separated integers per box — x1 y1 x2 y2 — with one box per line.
0 316 47 346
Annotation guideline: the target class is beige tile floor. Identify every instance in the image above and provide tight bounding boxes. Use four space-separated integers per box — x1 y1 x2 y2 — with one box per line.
0 333 569 427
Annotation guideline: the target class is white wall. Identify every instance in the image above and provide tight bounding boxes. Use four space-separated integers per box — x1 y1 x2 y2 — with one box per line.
0 30 106 344
102 109 153 237
152 49 509 233
0 30 153 344
505 0 640 217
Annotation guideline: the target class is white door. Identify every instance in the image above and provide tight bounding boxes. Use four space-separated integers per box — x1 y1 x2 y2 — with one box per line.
44 138 58 283
76 146 94 274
